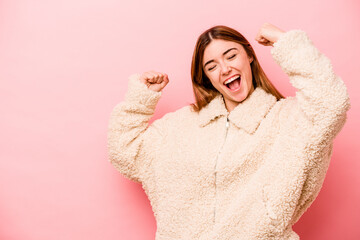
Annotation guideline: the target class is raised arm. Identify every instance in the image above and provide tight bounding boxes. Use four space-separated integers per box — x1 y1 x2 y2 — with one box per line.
271 29 351 148
107 72 168 183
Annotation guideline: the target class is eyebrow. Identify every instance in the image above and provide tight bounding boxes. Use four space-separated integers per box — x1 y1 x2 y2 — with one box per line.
203 47 238 68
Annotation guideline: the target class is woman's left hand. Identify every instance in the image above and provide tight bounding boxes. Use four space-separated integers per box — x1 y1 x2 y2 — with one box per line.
255 23 286 47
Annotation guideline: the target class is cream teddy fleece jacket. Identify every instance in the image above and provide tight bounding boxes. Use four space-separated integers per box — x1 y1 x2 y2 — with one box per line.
107 30 351 240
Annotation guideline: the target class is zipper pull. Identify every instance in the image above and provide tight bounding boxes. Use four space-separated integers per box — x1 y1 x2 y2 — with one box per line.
226 117 229 128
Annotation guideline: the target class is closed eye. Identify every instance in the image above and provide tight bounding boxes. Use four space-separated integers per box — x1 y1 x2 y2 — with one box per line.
208 54 237 71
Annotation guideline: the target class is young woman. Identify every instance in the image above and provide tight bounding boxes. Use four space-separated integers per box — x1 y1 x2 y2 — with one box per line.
107 23 351 240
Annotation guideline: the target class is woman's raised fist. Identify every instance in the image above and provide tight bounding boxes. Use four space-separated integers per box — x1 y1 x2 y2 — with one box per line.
139 71 169 92
255 22 286 47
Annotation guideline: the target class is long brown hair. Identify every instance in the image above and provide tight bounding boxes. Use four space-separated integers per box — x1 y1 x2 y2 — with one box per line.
190 25 285 112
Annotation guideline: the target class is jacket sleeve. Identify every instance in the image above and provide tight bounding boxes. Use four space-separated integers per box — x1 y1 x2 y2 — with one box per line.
270 29 351 150
107 73 165 183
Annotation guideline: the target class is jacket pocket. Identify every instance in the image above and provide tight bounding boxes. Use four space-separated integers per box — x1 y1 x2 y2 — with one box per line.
262 184 278 221
261 183 285 237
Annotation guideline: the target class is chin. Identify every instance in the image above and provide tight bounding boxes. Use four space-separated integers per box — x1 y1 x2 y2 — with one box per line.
235 89 251 102
234 95 247 103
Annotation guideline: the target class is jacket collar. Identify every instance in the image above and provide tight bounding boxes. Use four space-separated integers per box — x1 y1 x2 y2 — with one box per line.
197 86 277 134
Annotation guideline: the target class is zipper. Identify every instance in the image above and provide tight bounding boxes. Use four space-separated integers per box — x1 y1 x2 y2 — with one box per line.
213 115 230 224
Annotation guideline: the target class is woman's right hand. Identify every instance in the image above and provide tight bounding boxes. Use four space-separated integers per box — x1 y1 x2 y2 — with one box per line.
139 71 169 92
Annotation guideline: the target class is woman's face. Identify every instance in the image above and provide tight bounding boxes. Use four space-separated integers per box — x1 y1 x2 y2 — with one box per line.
202 39 254 112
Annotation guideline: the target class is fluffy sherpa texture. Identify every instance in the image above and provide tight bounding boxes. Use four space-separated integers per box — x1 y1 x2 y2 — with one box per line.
107 30 351 240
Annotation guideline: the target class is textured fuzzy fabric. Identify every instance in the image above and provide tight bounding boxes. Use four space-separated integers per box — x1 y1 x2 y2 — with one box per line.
107 30 351 240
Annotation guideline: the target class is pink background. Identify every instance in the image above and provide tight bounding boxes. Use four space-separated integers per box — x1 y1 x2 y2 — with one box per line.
1 0 359 239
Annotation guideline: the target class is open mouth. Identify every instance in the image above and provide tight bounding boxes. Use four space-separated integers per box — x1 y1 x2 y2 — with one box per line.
224 76 241 92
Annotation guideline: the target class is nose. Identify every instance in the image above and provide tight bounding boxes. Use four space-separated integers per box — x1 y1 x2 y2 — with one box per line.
220 62 231 75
